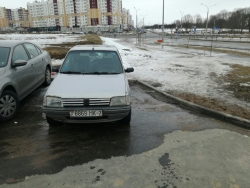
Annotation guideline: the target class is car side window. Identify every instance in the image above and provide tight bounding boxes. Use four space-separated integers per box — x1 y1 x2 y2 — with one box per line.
35 46 42 54
23 43 39 58
12 45 29 63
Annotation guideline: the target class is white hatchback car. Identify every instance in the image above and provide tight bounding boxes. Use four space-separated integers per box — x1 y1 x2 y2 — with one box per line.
43 45 134 126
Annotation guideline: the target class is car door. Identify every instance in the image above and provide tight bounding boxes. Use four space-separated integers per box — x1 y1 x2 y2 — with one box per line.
35 45 46 84
11 44 36 99
23 43 44 85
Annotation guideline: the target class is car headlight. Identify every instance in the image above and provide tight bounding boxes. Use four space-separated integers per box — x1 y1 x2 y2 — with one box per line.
43 96 63 107
110 96 130 106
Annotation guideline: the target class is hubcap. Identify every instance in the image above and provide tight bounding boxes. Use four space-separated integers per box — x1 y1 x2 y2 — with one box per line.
0 95 16 117
46 69 51 83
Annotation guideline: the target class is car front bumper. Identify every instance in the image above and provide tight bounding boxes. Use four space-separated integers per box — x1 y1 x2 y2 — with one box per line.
43 105 131 123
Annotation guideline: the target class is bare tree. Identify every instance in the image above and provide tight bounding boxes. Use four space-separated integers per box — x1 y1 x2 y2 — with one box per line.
168 6 250 32
193 14 203 28
247 12 250 32
219 10 230 20
247 7 250 31
182 14 194 31
228 8 248 33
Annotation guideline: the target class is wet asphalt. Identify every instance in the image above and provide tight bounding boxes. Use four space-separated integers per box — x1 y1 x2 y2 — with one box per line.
0 82 249 185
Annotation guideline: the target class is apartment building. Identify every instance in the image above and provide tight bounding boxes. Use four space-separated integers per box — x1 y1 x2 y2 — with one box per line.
0 7 7 28
27 0 131 28
121 8 134 29
0 0 133 30
0 7 29 29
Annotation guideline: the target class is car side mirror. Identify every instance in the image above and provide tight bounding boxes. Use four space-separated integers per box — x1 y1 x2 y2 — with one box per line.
125 67 134 73
52 66 60 73
13 60 27 67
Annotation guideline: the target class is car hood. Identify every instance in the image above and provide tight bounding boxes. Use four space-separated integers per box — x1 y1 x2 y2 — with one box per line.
0 68 6 76
46 73 127 98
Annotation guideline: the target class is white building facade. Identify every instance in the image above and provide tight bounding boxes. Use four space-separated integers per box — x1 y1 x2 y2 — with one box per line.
27 0 131 28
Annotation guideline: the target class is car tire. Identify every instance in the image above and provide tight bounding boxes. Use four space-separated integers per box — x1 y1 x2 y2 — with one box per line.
118 109 131 125
0 91 19 123
46 116 61 127
43 66 51 86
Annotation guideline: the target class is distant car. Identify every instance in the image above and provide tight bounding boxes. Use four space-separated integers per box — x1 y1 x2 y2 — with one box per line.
43 45 134 126
0 40 52 122
73 31 84 34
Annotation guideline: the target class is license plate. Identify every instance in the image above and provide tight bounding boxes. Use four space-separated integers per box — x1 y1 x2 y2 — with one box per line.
70 110 103 117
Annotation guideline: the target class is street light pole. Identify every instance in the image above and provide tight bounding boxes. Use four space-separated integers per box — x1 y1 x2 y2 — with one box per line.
201 3 216 39
162 0 164 44
140 14 148 32
134 7 139 31
127 10 129 30
180 11 184 29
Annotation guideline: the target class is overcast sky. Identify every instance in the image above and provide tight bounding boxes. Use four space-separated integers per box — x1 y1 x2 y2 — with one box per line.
0 0 249 25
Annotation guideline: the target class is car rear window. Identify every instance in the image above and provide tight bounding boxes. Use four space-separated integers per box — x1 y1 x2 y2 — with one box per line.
60 50 124 74
0 47 10 67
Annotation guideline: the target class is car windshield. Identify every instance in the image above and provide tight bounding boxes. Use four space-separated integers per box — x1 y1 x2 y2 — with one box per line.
0 47 10 67
60 50 124 74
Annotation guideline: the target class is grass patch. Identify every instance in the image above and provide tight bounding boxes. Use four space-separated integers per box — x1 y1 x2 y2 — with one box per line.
43 47 70 59
44 35 102 59
122 49 131 51
197 46 250 56
137 47 148 51
222 64 250 102
169 91 250 120
47 36 56 39
78 34 102 44
47 34 102 48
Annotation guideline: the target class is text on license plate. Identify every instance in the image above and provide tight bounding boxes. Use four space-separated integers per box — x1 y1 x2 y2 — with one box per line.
70 110 103 117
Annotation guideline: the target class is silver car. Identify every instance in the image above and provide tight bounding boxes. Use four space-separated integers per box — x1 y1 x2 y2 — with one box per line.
43 45 134 126
0 40 52 122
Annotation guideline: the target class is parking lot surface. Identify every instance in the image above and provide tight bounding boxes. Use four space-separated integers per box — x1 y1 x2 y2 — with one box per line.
0 82 249 187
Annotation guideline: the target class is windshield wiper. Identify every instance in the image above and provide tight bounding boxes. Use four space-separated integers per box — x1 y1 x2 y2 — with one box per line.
60 71 83 74
84 72 121 75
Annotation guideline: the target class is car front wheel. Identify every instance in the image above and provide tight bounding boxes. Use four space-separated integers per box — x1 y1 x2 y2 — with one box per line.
46 116 61 127
118 109 131 125
0 91 19 122
43 67 51 86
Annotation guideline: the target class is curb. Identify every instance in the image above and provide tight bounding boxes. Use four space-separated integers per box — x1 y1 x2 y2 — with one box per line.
190 38 250 44
161 43 250 51
130 79 250 128
148 31 250 44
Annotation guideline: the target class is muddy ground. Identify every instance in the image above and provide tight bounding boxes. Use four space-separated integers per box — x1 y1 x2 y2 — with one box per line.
3 82 247 185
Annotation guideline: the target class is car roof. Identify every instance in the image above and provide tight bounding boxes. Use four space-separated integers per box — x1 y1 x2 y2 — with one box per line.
0 40 25 48
69 45 118 52
0 40 42 49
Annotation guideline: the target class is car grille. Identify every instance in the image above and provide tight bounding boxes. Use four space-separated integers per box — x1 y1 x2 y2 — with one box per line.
62 99 84 107
89 99 110 106
62 98 110 107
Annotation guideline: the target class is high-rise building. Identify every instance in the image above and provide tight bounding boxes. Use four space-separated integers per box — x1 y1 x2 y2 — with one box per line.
0 0 133 29
27 0 128 28
0 7 29 29
121 8 133 29
0 7 8 28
